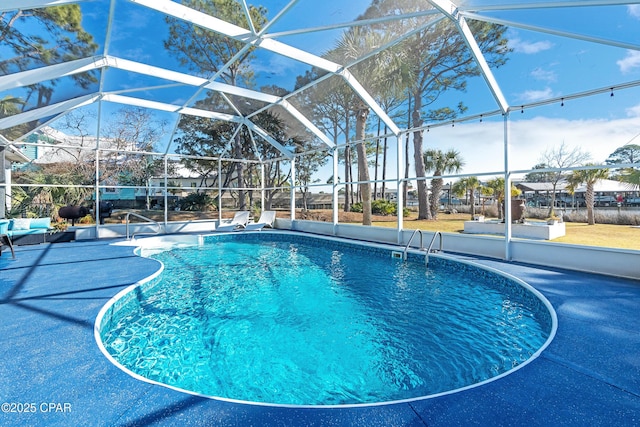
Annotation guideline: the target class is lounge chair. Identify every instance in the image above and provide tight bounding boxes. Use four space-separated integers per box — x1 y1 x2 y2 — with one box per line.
241 211 276 231
0 233 16 259
216 211 250 231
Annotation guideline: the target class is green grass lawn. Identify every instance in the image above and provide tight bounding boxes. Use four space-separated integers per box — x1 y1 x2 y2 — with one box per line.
372 213 640 251
116 209 640 251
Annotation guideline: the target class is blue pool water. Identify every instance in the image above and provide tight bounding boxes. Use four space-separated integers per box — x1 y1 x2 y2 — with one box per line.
99 233 554 406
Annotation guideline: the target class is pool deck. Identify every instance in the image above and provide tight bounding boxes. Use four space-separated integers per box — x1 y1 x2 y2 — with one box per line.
1 237 639 426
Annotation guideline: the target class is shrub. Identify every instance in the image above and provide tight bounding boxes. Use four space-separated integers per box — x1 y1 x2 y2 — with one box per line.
372 199 397 215
563 209 640 225
351 200 410 217
177 193 216 212
525 206 640 225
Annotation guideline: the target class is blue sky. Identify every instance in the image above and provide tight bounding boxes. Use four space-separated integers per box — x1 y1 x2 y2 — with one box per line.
34 1 640 182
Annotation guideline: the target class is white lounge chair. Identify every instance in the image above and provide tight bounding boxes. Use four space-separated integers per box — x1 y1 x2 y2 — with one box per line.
241 211 276 231
216 211 250 231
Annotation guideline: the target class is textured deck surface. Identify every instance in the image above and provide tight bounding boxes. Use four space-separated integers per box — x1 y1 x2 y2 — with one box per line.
1 238 638 426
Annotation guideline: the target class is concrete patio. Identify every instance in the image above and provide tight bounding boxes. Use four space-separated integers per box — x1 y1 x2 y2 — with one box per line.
1 238 638 426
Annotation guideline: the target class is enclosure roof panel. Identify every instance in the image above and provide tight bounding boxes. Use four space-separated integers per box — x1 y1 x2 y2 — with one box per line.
1 0 639 157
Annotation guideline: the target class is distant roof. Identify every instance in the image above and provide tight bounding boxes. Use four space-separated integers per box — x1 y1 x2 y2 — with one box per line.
516 182 566 192
575 179 630 193
1 135 30 163
517 179 631 193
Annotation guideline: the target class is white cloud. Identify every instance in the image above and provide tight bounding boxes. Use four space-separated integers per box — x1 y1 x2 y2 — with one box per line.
530 67 557 83
627 104 640 118
423 116 640 174
319 116 640 184
509 38 554 54
518 87 556 103
617 50 640 73
629 5 640 19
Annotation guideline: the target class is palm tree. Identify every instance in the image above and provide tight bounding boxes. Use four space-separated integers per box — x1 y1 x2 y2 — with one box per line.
486 178 506 220
485 177 521 220
619 168 640 190
566 165 609 225
424 149 465 219
479 184 494 215
452 176 480 219
329 26 407 225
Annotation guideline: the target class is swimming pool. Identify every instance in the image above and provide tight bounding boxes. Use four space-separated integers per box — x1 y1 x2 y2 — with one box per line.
96 231 556 407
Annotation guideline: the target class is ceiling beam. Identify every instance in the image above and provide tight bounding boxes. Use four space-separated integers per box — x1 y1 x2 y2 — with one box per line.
0 0 84 12
429 0 510 113
279 101 334 148
460 0 640 13
0 56 106 91
1 55 331 151
130 0 341 73
244 120 294 160
340 70 401 135
266 9 441 39
462 11 640 52
0 94 100 130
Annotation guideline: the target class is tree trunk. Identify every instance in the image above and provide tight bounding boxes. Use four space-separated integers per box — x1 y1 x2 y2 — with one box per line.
247 165 254 210
547 183 558 218
356 103 371 225
412 93 431 220
344 112 352 212
470 189 476 219
430 176 443 219
403 94 411 208
265 189 273 211
233 132 245 210
586 182 595 225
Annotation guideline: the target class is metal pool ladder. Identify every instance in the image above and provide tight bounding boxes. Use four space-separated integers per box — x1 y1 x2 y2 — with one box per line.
125 212 161 240
402 229 443 265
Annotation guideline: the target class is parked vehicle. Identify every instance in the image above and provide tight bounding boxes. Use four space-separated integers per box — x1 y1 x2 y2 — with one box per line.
439 197 463 205
594 195 617 206
625 197 640 206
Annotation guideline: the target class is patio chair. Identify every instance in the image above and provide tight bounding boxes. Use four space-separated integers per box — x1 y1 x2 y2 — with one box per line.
241 211 276 231
0 234 15 259
216 211 250 232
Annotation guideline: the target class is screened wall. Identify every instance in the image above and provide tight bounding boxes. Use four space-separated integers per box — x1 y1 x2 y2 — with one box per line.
1 0 639 252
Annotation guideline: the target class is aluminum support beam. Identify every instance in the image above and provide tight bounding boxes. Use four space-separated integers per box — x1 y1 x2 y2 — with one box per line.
244 120 294 160
396 134 405 243
0 0 83 12
0 94 99 130
429 0 509 113
503 113 512 261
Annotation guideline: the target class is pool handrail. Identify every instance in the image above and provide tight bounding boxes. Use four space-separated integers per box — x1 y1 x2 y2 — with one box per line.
125 212 161 240
426 231 443 266
403 229 443 265
403 229 424 260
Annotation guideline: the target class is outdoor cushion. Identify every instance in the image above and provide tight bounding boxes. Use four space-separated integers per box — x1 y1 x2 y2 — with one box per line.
0 220 9 235
10 218 31 230
30 217 51 229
